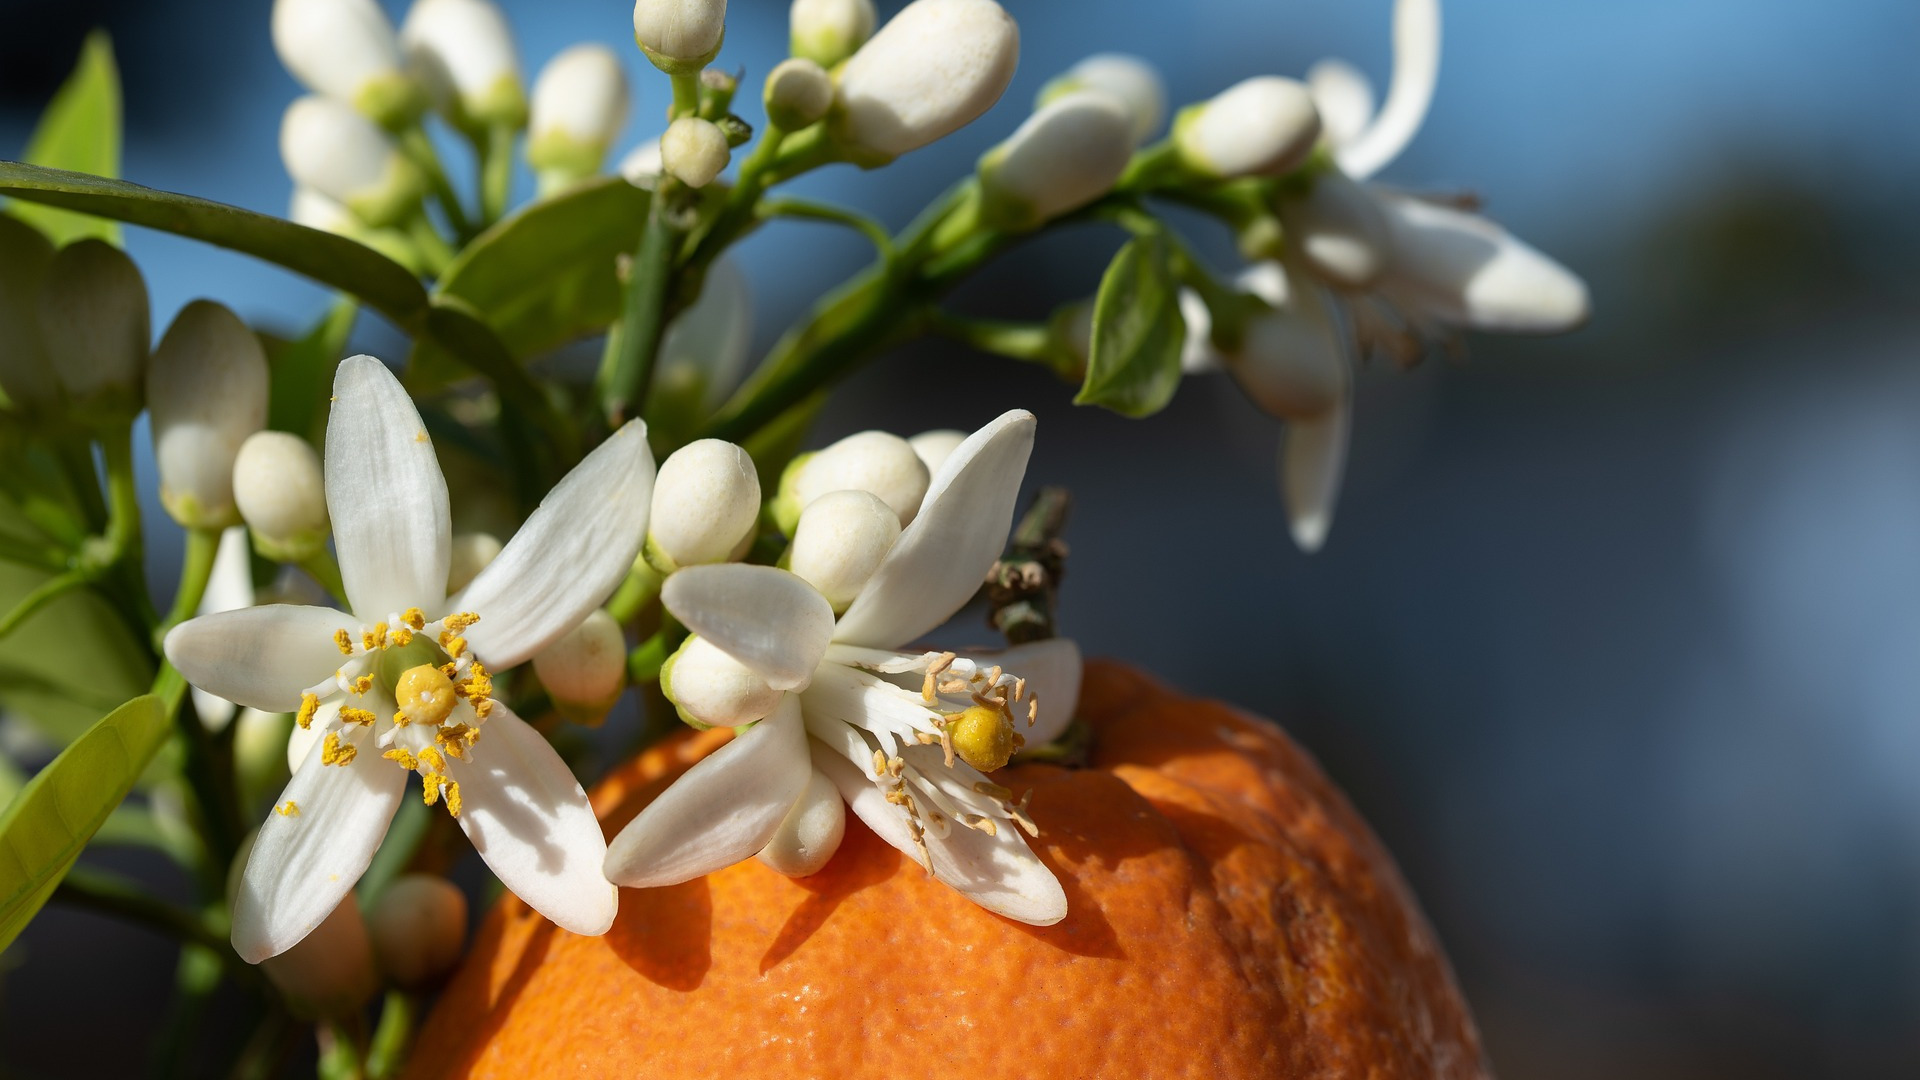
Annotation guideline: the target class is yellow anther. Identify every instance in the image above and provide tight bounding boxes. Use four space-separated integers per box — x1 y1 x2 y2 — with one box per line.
296 693 320 730
349 674 374 695
334 629 354 655
384 748 419 770
471 698 494 720
442 612 481 634
389 626 414 647
436 724 480 761
275 800 300 817
395 664 458 728
402 608 427 630
444 780 462 817
439 632 468 659
417 744 447 773
339 706 379 727
321 732 357 766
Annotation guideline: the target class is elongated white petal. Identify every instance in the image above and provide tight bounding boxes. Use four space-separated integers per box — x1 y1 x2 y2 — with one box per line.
660 565 834 691
232 734 407 963
985 638 1082 745
458 420 655 670
189 527 257 728
165 604 353 713
833 411 1034 649
325 357 451 620
1376 191 1590 332
1306 58 1375 149
756 767 846 877
1338 0 1441 179
451 702 616 936
1178 288 1220 374
603 695 811 887
1281 383 1352 555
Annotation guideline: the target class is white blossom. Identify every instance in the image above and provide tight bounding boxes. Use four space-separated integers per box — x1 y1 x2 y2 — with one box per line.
528 44 630 188
234 432 330 563
660 117 730 188
790 0 874 69
1174 75 1321 180
532 610 628 723
776 429 930 532
279 96 423 227
978 91 1134 231
830 0 1019 165
633 0 728 73
1038 53 1165 146
764 57 834 132
271 0 419 127
401 0 526 131
648 439 760 570
148 301 269 530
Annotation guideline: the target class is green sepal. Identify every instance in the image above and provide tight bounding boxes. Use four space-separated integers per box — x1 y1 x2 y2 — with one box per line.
1075 226 1187 418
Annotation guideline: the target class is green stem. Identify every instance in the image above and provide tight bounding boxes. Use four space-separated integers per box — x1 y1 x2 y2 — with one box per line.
680 125 789 278
670 71 702 119
365 992 418 1080
1115 138 1186 192
480 123 516 226
600 198 680 423
627 630 671 685
156 526 222 648
400 127 474 239
0 568 88 638
52 437 106 532
605 560 664 626
924 310 1061 366
759 197 895 263
300 549 349 606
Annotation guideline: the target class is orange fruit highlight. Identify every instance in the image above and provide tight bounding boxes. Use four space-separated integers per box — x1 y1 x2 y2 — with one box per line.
409 660 1487 1078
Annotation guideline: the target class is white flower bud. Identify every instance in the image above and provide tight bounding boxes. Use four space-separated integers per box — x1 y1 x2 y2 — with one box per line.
1277 168 1391 289
617 137 664 183
1038 53 1165 145
259 893 378 1019
280 96 424 227
764 57 833 132
648 439 760 570
528 44 631 186
1225 263 1347 420
148 301 269 530
756 768 845 877
37 239 149 414
907 429 966 476
1174 76 1321 180
401 0 527 132
1375 191 1591 333
234 431 330 562
662 636 781 727
659 117 730 188
0 214 58 414
446 531 503 593
787 489 900 612
632 0 728 74
533 609 628 724
367 874 469 990
830 0 1019 165
790 0 875 69
978 91 1134 231
271 0 420 127
783 430 930 532
656 256 751 414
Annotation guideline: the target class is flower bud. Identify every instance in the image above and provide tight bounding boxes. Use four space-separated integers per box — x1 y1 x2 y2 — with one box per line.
0 215 58 414
633 0 728 74
764 57 833 132
532 609 628 725
647 439 760 571
1375 191 1591 332
1225 263 1347 420
148 301 269 529
789 0 875 69
1277 168 1391 289
280 96 424 228
1174 75 1321 180
37 239 149 417
756 768 845 877
1038 53 1165 145
775 430 930 534
786 489 900 611
528 44 631 188
234 431 330 562
661 636 781 727
259 893 378 1019
367 874 468 990
829 0 1019 166
907 429 966 476
446 531 503 593
617 137 664 183
401 0 527 132
271 0 421 127
659 117 730 188
978 91 1133 231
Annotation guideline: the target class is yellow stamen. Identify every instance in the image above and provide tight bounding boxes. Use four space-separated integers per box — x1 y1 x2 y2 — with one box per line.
439 633 467 659
338 706 378 727
333 629 354 655
384 748 418 770
444 780 462 817
295 693 320 730
395 664 458 728
321 732 357 766
442 612 481 634
349 674 374 695
417 745 447 773
402 608 427 630
389 626 414 647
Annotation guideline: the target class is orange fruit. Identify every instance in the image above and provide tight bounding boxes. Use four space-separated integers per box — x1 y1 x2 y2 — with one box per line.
408 660 1487 1078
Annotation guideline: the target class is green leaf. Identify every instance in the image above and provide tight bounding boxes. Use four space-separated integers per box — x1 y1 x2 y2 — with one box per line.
0 162 428 327
1075 229 1188 419
10 31 121 246
411 176 650 388
265 297 359 441
0 694 169 953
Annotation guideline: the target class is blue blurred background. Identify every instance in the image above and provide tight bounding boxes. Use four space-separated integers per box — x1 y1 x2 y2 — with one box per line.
5 0 1920 1076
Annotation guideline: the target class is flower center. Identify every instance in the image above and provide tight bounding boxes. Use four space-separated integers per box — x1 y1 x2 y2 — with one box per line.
395 664 458 727
945 704 1022 772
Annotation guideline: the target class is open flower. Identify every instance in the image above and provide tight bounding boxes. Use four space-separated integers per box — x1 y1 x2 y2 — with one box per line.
604 411 1080 925
165 356 654 962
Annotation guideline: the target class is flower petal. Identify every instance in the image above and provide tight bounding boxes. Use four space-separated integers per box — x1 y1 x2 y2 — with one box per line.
833 411 1035 649
456 420 655 670
661 565 835 691
325 356 451 620
1306 58 1376 149
191 526 256 728
231 732 406 963
756 766 846 878
164 604 354 712
1281 387 1352 555
987 638 1083 746
450 702 618 936
1337 0 1441 180
603 695 811 888
1376 190 1591 332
